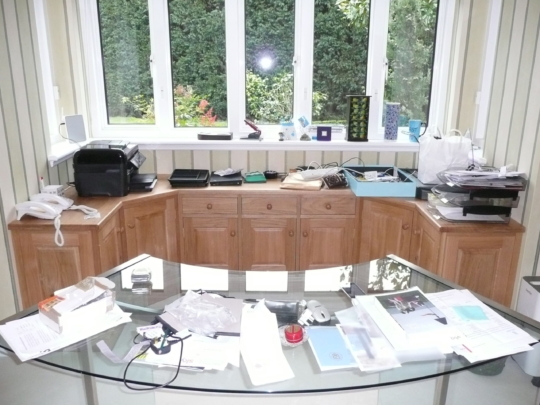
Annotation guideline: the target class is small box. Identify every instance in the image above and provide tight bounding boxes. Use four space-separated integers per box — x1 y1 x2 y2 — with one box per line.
316 126 332 141
38 277 115 334
343 165 416 197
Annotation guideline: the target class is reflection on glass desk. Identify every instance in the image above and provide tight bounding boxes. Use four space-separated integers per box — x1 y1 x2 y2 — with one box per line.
1 255 540 405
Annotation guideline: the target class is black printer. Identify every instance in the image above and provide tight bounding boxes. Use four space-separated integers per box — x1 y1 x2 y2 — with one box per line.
73 141 152 197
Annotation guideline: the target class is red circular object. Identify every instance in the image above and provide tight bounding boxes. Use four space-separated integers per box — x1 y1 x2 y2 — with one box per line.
285 324 303 343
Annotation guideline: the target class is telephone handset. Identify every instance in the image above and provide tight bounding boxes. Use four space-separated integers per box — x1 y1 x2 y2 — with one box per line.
15 201 63 220
30 193 73 209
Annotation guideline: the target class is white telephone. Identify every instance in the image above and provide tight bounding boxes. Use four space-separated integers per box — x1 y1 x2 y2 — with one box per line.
15 193 99 247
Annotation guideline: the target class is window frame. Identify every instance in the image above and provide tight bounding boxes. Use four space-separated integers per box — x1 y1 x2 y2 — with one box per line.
77 0 453 143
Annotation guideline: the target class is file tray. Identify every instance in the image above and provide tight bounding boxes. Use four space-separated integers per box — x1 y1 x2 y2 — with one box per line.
343 166 416 197
168 169 209 187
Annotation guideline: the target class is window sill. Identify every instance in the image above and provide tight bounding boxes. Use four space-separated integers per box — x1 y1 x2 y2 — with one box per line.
48 138 419 167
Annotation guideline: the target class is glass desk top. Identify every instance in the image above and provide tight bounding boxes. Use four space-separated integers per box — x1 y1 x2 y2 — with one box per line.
1 254 540 395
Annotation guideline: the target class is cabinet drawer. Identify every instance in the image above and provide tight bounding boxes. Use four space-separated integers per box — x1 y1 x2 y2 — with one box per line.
182 197 237 215
242 197 297 215
301 196 356 215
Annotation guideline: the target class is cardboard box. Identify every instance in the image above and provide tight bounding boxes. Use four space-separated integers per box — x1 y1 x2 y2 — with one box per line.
38 277 115 334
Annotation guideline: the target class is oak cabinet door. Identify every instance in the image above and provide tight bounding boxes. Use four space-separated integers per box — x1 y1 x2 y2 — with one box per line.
299 218 354 270
410 213 441 274
98 213 125 273
12 229 95 308
360 200 413 262
440 234 520 306
183 217 239 269
123 196 179 262
241 217 296 271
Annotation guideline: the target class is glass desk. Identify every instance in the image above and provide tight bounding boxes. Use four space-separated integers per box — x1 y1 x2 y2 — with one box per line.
1 254 540 405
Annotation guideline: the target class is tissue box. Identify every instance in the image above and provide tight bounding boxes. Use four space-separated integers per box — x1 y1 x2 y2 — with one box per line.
38 277 116 334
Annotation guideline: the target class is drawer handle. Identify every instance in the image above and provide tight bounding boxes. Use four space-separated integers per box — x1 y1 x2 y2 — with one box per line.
230 230 236 237
207 204 213 210
289 231 294 237
267 204 272 210
326 203 332 210
117 227 124 233
413 229 421 235
402 224 410 230
128 224 135 229
303 231 308 237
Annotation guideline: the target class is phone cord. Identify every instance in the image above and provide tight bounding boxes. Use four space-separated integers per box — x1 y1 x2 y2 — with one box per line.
54 214 64 247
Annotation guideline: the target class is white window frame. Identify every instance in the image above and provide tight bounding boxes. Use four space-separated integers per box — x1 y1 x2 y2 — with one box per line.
76 0 453 142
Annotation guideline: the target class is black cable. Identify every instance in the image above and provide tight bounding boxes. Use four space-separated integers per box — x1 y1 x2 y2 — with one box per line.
123 334 189 391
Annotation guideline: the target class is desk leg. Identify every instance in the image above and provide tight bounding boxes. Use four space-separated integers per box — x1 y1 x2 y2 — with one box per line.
433 357 452 405
80 343 98 405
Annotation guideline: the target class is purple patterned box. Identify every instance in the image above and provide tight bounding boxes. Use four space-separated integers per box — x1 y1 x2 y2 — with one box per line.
384 102 401 140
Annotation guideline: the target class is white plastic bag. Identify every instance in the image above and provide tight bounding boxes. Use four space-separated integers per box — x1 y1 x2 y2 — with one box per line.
417 129 471 184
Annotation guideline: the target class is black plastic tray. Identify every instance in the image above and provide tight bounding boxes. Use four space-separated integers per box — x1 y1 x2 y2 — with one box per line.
168 169 209 187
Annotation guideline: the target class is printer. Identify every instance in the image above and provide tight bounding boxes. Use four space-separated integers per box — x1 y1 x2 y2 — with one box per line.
73 141 154 197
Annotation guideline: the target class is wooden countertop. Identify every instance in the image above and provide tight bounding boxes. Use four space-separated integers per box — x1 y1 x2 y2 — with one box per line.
8 180 525 233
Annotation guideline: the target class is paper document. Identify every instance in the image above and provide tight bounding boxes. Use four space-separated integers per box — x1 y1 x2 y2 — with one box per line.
427 289 536 362
307 326 357 371
240 301 294 386
0 304 131 362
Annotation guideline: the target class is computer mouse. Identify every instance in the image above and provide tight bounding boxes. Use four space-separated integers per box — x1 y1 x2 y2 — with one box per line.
307 300 331 323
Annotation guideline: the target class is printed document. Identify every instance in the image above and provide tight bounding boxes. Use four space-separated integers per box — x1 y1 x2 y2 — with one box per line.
0 304 131 362
240 300 294 386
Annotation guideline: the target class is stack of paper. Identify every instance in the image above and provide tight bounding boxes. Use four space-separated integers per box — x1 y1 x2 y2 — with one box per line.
0 304 131 362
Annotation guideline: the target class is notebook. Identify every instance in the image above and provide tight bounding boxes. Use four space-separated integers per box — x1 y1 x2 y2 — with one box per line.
209 172 243 186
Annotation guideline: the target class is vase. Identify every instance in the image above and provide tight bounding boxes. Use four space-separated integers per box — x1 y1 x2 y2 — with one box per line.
384 102 401 140
346 95 370 142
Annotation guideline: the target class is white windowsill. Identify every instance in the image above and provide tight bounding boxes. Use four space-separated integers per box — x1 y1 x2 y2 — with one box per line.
48 138 419 167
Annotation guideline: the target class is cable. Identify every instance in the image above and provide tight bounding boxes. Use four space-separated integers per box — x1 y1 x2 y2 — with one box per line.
123 334 189 391
54 214 64 247
340 157 365 167
58 122 83 148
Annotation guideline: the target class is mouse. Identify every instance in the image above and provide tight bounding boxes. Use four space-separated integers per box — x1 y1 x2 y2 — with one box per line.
307 300 331 323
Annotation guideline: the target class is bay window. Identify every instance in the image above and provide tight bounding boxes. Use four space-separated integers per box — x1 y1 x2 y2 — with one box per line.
80 0 450 141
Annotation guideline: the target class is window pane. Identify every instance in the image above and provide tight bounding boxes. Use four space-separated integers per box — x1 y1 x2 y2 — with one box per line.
98 0 154 124
384 0 439 126
169 0 227 128
313 0 370 125
245 0 295 125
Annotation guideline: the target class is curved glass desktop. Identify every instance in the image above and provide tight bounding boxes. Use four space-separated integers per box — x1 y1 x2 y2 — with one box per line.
1 254 540 405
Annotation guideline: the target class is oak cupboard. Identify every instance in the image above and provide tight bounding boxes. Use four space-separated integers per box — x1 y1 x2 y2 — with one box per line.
8 182 525 308
181 197 239 269
122 195 179 262
241 197 297 271
359 199 414 263
10 228 96 308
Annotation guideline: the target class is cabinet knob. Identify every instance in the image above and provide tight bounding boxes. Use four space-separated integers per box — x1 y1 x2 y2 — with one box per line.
230 230 236 237
128 224 135 229
303 231 308 237
325 203 332 210
207 204 213 210
413 229 421 235
402 224 410 230
289 231 294 237
117 227 124 233
267 203 272 210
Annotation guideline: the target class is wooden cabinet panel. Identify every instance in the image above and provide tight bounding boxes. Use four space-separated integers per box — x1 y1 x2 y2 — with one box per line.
242 197 297 216
241 217 296 270
360 200 413 262
410 213 441 274
299 218 354 269
301 196 356 215
98 213 125 273
12 230 95 308
440 235 520 306
123 196 178 262
184 217 239 269
183 197 237 215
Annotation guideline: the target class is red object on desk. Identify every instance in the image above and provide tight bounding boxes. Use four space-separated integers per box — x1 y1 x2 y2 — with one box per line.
285 324 304 343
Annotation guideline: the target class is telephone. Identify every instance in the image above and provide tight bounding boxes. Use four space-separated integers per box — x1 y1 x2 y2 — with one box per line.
15 193 99 247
